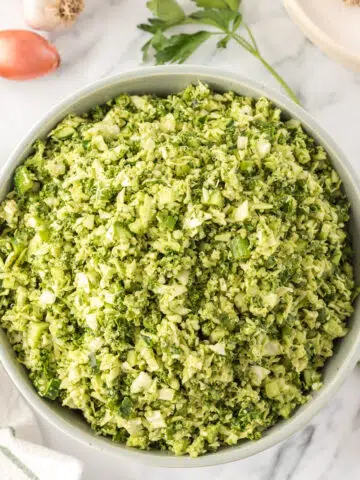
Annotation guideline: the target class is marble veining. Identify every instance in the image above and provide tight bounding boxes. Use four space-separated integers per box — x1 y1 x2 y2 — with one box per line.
1 1 360 479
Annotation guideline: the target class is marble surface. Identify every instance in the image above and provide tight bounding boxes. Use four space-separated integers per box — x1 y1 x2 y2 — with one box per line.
1 1 360 479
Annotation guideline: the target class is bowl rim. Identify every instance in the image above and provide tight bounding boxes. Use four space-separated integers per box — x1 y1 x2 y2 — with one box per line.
1 65 360 468
283 0 360 72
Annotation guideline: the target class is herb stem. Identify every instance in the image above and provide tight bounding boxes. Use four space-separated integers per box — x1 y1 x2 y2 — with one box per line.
243 24 258 51
232 33 300 105
139 1 300 105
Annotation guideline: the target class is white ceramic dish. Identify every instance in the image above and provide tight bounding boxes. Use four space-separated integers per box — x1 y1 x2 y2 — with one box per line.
0 66 360 468
284 0 360 71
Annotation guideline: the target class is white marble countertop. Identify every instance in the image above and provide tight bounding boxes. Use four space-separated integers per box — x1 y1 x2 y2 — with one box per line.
1 1 360 479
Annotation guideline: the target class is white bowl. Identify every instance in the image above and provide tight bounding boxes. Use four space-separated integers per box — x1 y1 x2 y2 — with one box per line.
1 66 360 468
284 0 360 71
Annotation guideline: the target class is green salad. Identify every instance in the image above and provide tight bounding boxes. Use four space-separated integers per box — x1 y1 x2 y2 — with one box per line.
0 84 356 457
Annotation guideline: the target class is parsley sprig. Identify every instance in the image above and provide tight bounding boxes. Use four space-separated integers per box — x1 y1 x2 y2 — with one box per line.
138 0 300 104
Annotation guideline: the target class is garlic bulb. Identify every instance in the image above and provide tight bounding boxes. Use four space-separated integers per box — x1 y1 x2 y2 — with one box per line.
24 0 84 32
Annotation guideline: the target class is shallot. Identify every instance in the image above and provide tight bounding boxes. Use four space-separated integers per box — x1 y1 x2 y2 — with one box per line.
0 30 60 81
24 0 84 32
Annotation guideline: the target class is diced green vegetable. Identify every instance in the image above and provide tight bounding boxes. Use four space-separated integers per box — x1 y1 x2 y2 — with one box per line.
44 378 61 400
0 84 355 458
14 166 36 195
119 397 133 419
231 237 250 260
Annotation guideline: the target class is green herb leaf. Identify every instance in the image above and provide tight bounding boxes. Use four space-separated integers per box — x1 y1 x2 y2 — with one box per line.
225 0 241 10
147 0 185 24
154 31 212 64
151 30 168 49
192 0 241 11
232 12 242 32
141 39 152 61
138 0 300 104
217 35 231 48
138 18 170 34
119 397 133 419
189 9 240 31
141 30 169 61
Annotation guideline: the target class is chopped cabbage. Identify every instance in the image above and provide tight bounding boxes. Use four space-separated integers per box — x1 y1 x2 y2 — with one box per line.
0 84 356 457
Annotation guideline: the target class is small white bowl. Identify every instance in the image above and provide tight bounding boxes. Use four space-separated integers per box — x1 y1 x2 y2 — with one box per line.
283 0 360 71
1 66 360 468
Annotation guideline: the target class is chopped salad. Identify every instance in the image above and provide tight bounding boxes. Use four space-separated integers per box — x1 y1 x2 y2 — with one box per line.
0 84 355 456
